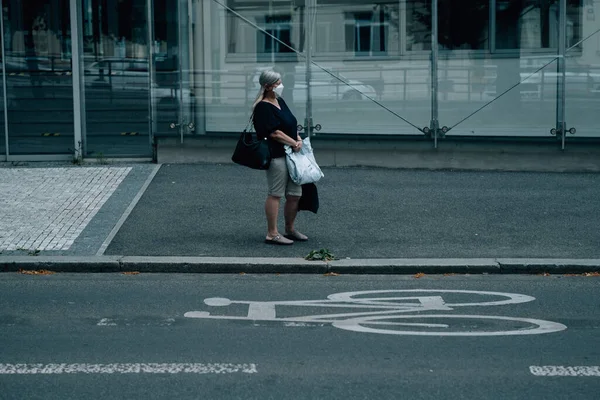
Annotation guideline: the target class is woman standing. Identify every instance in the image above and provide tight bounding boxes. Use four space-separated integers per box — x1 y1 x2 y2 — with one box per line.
252 69 308 245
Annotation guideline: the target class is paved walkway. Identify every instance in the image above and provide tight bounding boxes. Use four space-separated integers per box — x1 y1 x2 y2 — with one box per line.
104 164 600 259
0 163 158 256
1 162 599 273
1 167 131 251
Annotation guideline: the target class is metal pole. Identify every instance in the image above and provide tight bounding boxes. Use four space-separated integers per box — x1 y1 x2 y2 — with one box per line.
1 3 10 158
147 0 157 148
196 0 208 136
431 0 439 148
399 0 406 56
178 0 184 144
557 0 567 150
187 0 195 127
490 0 496 53
70 0 85 160
305 0 313 137
201 0 212 135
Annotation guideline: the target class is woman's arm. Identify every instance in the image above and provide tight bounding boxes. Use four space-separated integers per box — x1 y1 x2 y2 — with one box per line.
270 130 302 150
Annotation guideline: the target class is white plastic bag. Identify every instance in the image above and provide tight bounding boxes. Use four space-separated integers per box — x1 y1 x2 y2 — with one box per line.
284 136 324 185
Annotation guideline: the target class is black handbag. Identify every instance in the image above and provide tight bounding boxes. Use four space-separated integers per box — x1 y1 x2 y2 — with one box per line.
231 114 271 170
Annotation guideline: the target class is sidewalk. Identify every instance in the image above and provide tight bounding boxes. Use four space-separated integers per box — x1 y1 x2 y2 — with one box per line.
1 162 599 274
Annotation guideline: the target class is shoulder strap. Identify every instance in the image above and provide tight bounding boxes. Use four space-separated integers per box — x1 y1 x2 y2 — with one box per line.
244 111 255 132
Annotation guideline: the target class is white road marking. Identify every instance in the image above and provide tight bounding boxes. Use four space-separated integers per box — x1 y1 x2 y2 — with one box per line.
0 363 257 375
97 318 117 326
530 366 600 377
332 315 567 336
247 302 277 319
96 318 175 326
283 322 326 327
187 290 567 336
327 290 536 307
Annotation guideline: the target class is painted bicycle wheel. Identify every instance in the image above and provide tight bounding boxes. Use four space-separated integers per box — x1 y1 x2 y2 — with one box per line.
331 314 567 336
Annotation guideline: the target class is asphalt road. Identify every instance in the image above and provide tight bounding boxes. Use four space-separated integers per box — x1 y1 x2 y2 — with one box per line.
105 165 600 259
0 273 599 399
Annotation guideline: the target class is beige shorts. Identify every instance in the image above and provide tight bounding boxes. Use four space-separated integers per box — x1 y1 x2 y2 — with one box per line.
266 156 302 198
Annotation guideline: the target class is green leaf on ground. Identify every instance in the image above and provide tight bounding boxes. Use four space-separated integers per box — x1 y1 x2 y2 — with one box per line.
305 249 337 261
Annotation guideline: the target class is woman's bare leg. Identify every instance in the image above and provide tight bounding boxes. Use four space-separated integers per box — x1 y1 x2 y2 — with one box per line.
265 195 281 238
284 195 301 233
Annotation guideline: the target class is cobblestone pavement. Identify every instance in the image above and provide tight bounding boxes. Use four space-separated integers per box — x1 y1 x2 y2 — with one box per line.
0 164 157 256
0 167 131 251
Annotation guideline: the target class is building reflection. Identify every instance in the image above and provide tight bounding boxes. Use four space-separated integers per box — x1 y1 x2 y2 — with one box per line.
0 0 599 159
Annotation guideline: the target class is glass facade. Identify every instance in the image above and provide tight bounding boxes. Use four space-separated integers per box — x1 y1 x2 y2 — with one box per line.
81 0 151 157
1 0 599 160
2 0 74 156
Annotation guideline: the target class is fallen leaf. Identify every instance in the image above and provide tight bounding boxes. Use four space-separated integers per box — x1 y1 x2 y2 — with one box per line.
414 273 426 279
122 271 140 275
305 249 337 261
18 269 55 275
323 272 340 277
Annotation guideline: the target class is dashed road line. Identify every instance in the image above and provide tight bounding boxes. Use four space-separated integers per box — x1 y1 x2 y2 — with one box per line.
0 363 258 375
96 317 175 326
530 366 600 377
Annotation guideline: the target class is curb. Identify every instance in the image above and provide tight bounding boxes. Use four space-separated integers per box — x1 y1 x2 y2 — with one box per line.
328 258 500 274
1 256 600 274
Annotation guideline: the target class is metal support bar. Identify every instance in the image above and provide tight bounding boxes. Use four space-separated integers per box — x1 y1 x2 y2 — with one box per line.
550 1 576 143
70 0 86 160
399 0 407 56
147 0 158 146
188 0 195 92
490 0 496 53
305 0 314 137
193 0 210 137
557 0 567 150
430 0 439 148
178 0 185 144
1 4 9 158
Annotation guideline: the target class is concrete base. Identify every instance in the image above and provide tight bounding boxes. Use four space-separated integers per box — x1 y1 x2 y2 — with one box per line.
156 135 600 172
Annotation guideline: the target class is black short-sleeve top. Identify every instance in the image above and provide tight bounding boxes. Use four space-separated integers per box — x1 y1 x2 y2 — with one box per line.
253 98 298 159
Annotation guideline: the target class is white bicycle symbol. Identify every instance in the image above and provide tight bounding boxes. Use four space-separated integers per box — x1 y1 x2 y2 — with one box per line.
184 290 567 336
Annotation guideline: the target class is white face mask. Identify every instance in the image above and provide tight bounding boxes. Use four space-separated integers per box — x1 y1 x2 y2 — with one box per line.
273 84 284 97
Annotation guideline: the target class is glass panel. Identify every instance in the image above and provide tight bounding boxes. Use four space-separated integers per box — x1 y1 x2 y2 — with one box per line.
565 0 599 138
151 0 192 138
406 0 431 51
310 0 429 136
439 0 560 137
81 0 151 157
0 17 5 157
195 0 306 135
439 0 489 50
4 0 73 155
496 0 581 50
